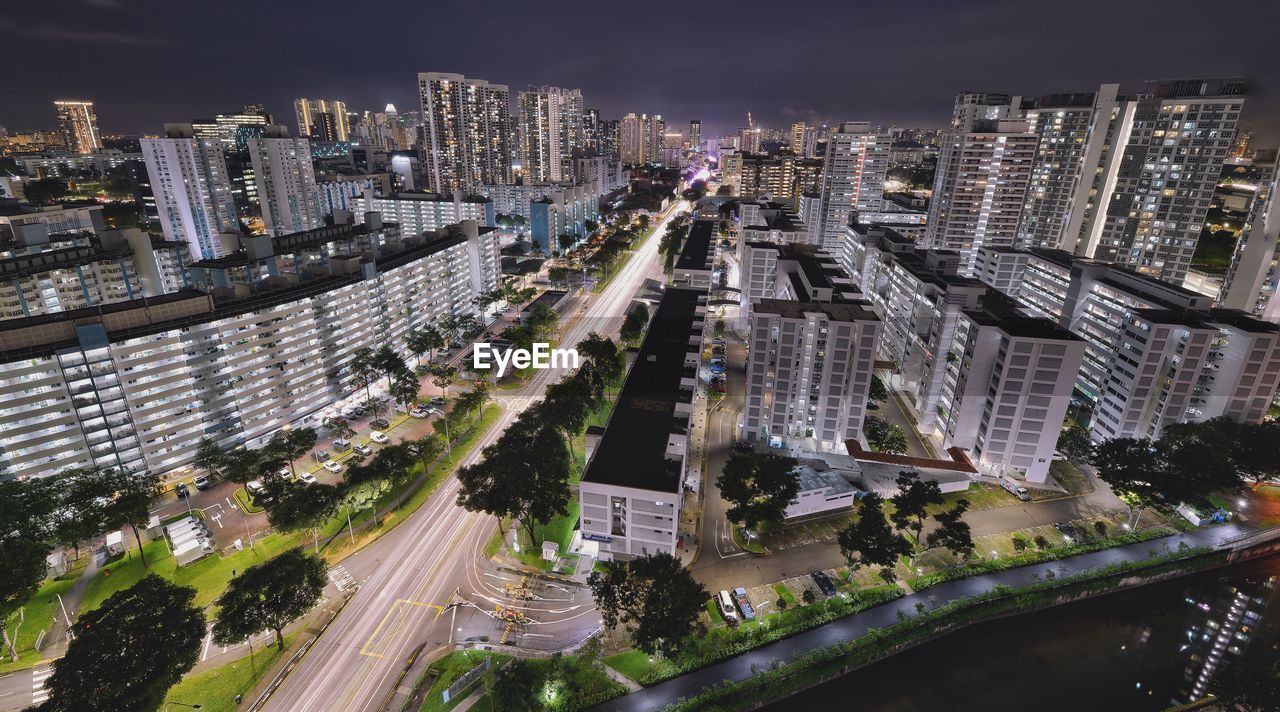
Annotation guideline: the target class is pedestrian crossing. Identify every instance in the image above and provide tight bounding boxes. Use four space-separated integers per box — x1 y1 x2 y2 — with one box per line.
32 665 52 706
329 565 357 592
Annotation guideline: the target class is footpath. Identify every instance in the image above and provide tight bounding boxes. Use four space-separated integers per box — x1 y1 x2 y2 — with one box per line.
599 521 1269 711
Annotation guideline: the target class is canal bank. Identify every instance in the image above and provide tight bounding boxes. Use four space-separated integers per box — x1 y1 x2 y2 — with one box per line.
595 522 1280 711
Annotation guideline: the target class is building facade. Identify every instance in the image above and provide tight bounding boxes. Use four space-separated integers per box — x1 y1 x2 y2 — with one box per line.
248 126 323 237
140 124 239 260
54 101 101 155
418 73 514 192
815 122 891 252
517 86 584 183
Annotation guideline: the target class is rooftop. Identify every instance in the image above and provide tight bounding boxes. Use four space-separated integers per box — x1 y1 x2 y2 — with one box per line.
582 287 705 493
674 219 715 272
753 298 878 323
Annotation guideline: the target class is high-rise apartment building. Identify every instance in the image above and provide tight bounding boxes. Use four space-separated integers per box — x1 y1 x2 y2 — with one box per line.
688 120 701 151
140 123 239 260
925 97 1037 273
248 126 322 237
1089 78 1245 282
1220 150 1280 318
619 113 663 165
735 152 823 205
54 100 102 155
418 73 514 192
815 122 891 252
517 86 584 183
293 98 349 142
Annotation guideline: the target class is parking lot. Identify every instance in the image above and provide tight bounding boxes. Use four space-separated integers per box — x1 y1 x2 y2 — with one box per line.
757 512 854 552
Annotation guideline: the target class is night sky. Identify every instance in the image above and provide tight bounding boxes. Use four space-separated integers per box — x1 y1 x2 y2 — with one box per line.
4 0 1279 142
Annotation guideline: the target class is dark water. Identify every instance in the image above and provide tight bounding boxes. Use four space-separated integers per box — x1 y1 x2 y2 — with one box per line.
763 557 1280 712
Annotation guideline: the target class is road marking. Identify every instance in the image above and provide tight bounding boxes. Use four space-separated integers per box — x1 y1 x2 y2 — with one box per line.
328 565 356 592
31 666 52 705
356 599 445 658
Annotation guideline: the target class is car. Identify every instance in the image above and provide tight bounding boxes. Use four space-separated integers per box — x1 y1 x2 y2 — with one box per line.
312 450 330 461
451 341 464 349
810 571 838 597
297 472 317 485
370 430 389 444
867 400 880 410
716 590 740 625
333 438 351 451
429 397 447 406
323 460 343 473
351 405 367 416
712 345 726 354
712 338 726 346
175 483 190 498
709 365 727 374
194 475 211 490
731 441 753 453
245 479 265 495
353 443 374 456
410 407 430 418
371 418 390 430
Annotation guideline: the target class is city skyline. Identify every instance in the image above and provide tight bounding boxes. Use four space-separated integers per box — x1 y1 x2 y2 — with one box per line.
3 0 1279 141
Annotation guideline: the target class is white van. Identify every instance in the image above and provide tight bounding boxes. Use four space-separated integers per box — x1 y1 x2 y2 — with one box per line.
716 590 739 623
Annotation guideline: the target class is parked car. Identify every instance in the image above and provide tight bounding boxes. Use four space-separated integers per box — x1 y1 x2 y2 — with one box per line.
429 397 447 407
810 570 838 597
716 590 740 625
371 418 390 430
410 406 430 418
732 587 756 620
246 479 265 496
731 441 753 453
175 483 190 498
194 475 211 490
353 443 374 456
323 460 343 473
370 430 389 444
313 450 330 462
709 364 727 374
867 400 880 410
333 438 351 451
297 473 317 485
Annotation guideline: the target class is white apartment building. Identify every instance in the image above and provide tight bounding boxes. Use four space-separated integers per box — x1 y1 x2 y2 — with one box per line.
924 117 1037 274
578 287 707 560
528 185 599 254
744 299 881 452
419 73 513 192
248 126 323 237
17 150 140 179
1220 150 1280 318
935 293 1085 482
815 122 891 252
517 86 584 183
141 124 239 260
0 219 499 481
355 190 494 236
619 113 663 165
737 242 859 326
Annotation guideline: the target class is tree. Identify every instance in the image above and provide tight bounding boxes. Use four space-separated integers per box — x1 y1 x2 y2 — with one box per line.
374 344 408 392
619 308 645 344
266 428 317 479
430 363 458 397
926 499 974 560
541 374 595 463
864 416 908 454
1056 424 1093 464
717 452 800 532
889 471 944 547
587 552 707 656
36 576 204 712
193 436 229 480
51 469 112 559
713 318 725 338
456 418 571 547
390 371 420 413
576 333 623 397
488 659 543 708
557 233 577 253
406 325 445 367
1091 438 1166 525
1157 421 1244 504
1196 417 1280 487
548 266 569 285
101 467 160 568
1 537 48 662
836 494 912 583
802 588 816 606
350 346 378 401
266 483 341 535
869 374 889 402
583 218 599 234
24 178 69 205
212 548 327 651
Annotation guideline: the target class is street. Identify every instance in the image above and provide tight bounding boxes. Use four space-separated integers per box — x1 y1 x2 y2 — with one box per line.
261 201 684 711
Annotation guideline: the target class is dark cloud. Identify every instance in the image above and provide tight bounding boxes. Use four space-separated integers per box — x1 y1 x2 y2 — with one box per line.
0 0 1276 143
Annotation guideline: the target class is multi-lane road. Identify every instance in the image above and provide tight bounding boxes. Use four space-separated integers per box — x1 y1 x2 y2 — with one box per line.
264 202 684 711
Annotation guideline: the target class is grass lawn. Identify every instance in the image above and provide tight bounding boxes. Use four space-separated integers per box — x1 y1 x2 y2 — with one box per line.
705 599 725 625
773 584 796 607
1049 460 1094 496
733 526 766 554
932 482 1016 512
417 650 509 712
232 487 264 514
0 573 80 673
604 649 675 683
163 635 292 712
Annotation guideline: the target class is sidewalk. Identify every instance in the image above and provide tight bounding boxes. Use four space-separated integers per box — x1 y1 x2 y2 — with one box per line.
600 521 1264 711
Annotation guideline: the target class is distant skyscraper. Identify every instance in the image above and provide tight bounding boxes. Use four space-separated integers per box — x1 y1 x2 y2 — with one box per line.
815 122 891 252
294 98 349 142
140 123 239 259
925 95 1037 272
418 72 513 192
688 120 701 151
619 113 663 165
517 86 584 183
54 100 101 155
1089 78 1245 282
790 122 807 154
248 125 322 236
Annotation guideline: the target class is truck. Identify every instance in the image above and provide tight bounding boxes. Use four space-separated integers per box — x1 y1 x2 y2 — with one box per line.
173 538 212 567
105 530 124 557
716 590 740 625
1000 475 1030 501
733 587 756 621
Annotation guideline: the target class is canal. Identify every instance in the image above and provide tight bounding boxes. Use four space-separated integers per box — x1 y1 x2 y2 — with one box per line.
763 556 1280 711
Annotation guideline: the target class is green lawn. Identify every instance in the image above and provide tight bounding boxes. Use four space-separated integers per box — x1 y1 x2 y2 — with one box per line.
604 649 675 682
705 599 725 625
931 482 1016 512
163 635 291 712
774 584 796 607
232 487 265 513
1049 460 1093 496
417 650 510 712
0 573 80 673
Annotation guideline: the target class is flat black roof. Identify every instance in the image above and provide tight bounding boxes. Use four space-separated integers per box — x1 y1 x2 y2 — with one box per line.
674 219 714 272
582 286 704 493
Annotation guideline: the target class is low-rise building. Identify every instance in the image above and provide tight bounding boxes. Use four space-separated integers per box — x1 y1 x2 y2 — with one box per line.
528 184 599 253
672 219 715 289
578 287 708 560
